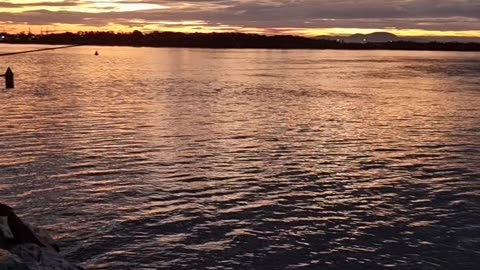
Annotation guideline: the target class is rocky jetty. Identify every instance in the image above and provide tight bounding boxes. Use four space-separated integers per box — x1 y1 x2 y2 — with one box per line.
0 203 82 270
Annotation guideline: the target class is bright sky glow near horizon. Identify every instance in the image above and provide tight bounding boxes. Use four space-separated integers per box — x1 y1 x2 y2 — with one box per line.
0 0 479 38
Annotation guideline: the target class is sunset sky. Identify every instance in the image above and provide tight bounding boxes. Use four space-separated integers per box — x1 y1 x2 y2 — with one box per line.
0 0 479 37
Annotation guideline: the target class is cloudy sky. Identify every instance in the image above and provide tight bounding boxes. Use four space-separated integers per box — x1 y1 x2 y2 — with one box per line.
0 0 479 37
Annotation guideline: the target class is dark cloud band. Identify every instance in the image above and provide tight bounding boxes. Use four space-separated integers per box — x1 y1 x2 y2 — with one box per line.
0 0 478 32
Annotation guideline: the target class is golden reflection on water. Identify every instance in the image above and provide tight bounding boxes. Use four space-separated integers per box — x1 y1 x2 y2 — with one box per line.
0 45 479 269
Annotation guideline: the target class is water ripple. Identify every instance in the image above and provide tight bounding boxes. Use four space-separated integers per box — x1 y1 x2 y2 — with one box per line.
0 46 479 269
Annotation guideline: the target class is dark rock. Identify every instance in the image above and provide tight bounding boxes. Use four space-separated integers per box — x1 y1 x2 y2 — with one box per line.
12 244 80 270
1 203 82 270
0 249 29 270
0 204 44 250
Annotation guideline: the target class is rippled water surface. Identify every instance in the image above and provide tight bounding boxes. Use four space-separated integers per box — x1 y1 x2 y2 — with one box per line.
1 45 479 269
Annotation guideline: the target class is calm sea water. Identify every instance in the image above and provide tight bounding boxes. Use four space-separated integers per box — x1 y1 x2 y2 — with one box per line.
0 45 479 269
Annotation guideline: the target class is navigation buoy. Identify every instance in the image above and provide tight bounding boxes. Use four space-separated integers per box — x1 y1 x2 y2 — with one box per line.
0 67 14 89
94 51 99 56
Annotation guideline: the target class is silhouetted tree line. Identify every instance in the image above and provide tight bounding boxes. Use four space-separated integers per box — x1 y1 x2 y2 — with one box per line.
1 31 479 51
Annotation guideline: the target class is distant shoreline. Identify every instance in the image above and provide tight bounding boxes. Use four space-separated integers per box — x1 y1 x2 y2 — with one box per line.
1 31 480 52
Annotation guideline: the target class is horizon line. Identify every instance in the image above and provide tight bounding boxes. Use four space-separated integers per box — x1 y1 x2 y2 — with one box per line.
1 29 480 40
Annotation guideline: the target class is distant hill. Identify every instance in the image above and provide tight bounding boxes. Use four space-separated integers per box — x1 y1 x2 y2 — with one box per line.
317 32 480 43
349 32 400 43
317 32 401 43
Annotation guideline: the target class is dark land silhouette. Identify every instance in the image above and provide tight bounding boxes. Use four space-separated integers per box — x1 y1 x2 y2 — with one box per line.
1 31 479 51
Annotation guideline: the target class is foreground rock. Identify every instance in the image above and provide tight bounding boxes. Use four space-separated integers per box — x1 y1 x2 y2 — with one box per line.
0 249 28 270
0 203 82 270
